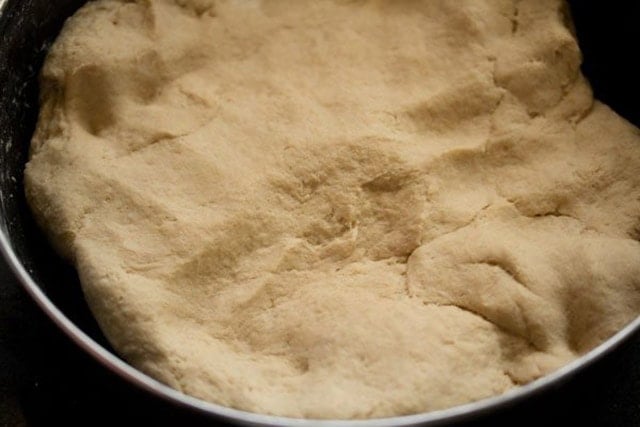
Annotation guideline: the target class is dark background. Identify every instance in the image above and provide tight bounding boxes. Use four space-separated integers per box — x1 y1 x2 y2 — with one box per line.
1 1 640 426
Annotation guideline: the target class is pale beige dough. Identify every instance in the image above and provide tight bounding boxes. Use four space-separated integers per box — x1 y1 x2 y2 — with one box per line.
24 0 640 419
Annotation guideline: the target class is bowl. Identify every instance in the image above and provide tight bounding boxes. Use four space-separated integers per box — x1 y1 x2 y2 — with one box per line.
1 1 638 425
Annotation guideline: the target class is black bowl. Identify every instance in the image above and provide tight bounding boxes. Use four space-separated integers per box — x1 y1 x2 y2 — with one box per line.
1 1 639 426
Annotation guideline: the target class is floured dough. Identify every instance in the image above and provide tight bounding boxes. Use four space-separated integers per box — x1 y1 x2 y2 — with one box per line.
24 0 640 419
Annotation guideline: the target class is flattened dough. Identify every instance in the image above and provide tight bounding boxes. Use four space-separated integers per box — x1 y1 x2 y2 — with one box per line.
25 0 640 419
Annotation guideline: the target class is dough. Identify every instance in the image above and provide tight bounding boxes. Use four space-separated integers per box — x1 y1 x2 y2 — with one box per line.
24 0 640 419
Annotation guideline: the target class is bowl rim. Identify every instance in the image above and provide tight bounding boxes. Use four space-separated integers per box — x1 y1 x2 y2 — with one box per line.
1 0 639 425
2 228 640 427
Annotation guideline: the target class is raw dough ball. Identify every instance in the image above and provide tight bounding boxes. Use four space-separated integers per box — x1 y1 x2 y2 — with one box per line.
24 0 640 419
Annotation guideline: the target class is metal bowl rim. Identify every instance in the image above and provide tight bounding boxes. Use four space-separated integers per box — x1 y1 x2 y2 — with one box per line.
3 227 640 427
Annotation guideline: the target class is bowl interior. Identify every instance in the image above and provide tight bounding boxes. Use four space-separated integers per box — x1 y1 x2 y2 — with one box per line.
0 0 110 348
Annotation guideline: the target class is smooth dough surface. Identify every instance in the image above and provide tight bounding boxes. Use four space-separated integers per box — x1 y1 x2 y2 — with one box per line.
25 0 640 419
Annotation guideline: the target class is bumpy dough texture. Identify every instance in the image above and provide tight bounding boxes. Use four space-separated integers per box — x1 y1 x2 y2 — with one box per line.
25 0 640 419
